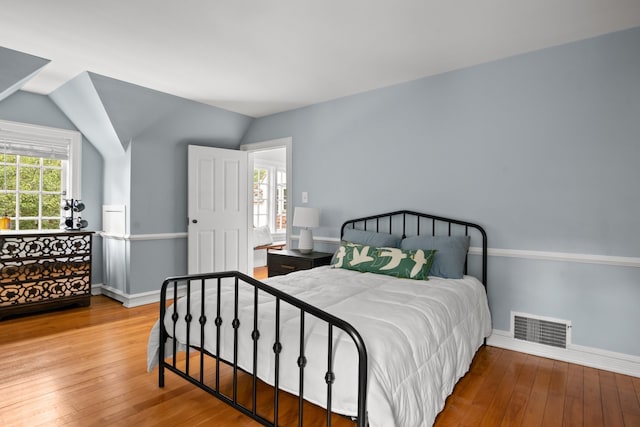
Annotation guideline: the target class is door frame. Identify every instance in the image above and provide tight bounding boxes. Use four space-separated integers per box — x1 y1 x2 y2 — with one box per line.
241 137 292 273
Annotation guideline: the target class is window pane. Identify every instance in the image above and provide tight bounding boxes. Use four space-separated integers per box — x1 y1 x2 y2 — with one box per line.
274 169 287 232
43 159 61 167
255 216 268 228
20 156 40 165
253 167 271 229
19 166 40 191
0 193 15 215
19 193 39 216
42 219 60 230
0 165 16 189
19 219 38 230
253 168 268 202
42 194 61 217
2 154 16 163
256 168 268 183
43 168 62 192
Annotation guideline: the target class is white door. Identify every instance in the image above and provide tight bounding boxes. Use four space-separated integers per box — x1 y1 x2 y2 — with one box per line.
188 145 248 275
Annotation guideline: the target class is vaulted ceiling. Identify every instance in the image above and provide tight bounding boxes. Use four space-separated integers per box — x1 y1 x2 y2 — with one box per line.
2 1 640 118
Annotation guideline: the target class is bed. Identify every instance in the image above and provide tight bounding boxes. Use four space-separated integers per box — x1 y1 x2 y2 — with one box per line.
147 210 491 426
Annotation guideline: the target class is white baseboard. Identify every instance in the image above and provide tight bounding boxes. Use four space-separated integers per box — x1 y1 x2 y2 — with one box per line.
91 283 103 295
95 284 186 308
488 329 640 378
98 284 161 307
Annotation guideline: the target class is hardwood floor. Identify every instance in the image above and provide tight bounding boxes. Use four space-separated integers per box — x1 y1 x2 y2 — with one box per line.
254 265 268 280
1 295 638 426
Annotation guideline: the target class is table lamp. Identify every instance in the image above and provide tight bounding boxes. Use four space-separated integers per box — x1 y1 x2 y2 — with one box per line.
293 207 319 254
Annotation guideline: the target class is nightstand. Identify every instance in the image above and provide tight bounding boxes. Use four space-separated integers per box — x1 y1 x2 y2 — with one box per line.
267 249 333 277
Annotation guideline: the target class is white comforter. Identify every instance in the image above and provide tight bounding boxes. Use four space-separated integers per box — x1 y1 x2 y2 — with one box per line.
147 266 491 427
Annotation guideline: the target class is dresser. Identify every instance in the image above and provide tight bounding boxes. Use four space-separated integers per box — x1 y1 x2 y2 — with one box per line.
267 249 333 277
0 230 93 319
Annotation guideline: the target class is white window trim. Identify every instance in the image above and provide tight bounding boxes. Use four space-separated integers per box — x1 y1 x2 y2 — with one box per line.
0 119 82 199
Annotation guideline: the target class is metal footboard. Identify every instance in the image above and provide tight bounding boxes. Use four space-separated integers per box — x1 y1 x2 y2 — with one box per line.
158 270 368 427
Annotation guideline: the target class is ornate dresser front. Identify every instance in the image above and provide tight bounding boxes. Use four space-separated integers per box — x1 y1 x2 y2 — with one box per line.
0 230 93 319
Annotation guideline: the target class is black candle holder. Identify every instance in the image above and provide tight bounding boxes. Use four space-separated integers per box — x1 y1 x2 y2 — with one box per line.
62 199 88 230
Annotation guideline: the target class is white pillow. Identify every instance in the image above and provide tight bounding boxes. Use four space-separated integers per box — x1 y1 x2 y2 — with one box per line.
253 226 273 247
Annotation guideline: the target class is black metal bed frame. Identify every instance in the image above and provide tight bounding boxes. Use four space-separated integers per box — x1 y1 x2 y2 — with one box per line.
157 210 487 426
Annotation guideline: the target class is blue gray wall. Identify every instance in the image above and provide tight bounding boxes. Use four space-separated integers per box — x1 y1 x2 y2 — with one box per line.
129 98 251 235
0 91 104 283
241 27 640 356
125 97 252 294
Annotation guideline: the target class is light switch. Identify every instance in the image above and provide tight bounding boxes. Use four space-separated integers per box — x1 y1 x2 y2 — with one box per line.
302 192 308 203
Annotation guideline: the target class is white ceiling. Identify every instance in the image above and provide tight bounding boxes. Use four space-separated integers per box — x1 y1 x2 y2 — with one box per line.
2 0 640 118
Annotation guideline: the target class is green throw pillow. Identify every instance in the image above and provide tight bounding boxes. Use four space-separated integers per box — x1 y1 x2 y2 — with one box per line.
332 242 436 280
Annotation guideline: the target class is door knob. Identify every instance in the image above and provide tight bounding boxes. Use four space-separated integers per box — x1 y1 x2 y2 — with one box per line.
192 219 198 224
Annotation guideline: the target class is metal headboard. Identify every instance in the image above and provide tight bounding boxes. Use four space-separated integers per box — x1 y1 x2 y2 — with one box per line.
341 210 488 289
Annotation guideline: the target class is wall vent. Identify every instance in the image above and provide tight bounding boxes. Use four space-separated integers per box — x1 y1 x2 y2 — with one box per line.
512 312 570 349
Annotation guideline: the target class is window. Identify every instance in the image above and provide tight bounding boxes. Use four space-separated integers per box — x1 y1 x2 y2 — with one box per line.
275 168 287 231
253 162 286 234
0 120 81 231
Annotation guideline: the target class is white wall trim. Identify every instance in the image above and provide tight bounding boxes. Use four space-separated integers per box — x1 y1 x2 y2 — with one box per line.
91 282 103 296
96 284 186 308
99 285 161 308
126 232 188 241
469 247 640 267
98 231 188 241
291 234 339 244
488 329 640 378
100 233 639 268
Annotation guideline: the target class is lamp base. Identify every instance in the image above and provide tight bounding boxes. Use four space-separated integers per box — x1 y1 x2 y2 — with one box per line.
298 229 314 254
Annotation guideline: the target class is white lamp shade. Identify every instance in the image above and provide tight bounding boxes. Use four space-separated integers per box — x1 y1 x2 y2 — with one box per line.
292 207 319 228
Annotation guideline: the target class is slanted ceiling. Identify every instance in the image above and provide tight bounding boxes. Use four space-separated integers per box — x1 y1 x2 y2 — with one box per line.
1 48 250 159
0 46 49 102
49 71 189 157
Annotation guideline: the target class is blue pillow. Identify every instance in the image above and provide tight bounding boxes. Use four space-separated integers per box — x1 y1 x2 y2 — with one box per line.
400 235 470 279
342 228 402 248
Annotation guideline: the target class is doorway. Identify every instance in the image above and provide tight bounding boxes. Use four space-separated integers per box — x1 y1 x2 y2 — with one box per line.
241 137 292 276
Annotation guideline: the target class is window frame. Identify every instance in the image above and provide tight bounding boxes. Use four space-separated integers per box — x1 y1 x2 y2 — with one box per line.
0 119 82 230
253 160 287 236
253 165 271 229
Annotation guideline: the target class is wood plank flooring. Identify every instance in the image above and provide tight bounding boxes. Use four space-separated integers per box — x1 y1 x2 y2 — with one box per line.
0 295 638 426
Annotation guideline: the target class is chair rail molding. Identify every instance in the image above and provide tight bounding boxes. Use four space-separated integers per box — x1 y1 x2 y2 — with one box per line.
99 232 188 241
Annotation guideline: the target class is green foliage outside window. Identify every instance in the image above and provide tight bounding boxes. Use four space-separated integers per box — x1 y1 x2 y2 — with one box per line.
1 155 63 230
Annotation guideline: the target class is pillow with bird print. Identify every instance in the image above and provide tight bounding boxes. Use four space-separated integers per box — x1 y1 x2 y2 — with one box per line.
332 242 436 280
